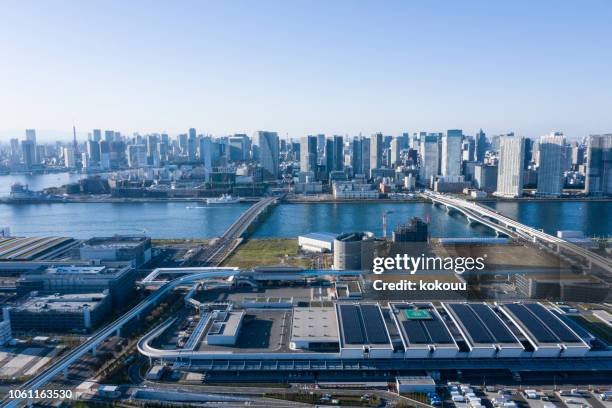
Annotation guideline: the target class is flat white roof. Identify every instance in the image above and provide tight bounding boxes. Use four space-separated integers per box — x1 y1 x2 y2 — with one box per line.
291 307 339 343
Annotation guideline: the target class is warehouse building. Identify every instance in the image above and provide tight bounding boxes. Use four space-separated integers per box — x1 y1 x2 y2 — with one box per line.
298 232 337 253
290 307 339 350
390 302 459 358
0 236 80 261
79 236 151 267
16 264 137 307
498 302 589 357
8 291 111 332
443 302 523 358
336 303 393 358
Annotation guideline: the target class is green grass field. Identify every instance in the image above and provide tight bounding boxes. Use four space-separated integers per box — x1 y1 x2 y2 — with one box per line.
222 239 312 269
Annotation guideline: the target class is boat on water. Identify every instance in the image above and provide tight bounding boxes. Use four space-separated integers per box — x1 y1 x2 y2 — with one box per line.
206 194 240 204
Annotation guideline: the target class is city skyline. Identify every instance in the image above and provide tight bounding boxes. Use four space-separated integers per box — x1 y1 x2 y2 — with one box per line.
2 0 612 140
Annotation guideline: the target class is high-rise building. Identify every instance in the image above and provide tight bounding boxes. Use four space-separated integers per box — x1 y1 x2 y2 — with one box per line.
10 138 20 164
536 133 565 196
300 136 318 173
441 129 463 177
92 129 102 142
146 135 160 166
495 136 525 198
474 129 487 162
86 140 101 166
199 136 213 173
21 140 36 169
187 128 197 161
104 130 114 143
63 147 76 168
351 137 370 177
474 164 498 193
127 145 147 168
571 142 585 167
253 131 280 179
585 134 612 195
100 141 111 170
419 134 439 187
390 137 401 166
25 129 36 144
332 135 344 171
370 132 383 172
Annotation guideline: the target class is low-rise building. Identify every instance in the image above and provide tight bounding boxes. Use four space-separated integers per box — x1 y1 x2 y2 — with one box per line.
8 291 111 332
79 236 151 267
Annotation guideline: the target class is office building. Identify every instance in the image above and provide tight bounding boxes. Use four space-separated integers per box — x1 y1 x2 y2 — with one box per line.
495 136 525 198
300 135 318 173
21 140 36 169
351 137 370 177
127 144 147 168
370 132 383 172
474 164 498 193
332 135 344 171
441 129 463 177
92 129 102 142
63 146 76 168
474 129 487 162
253 131 280 179
537 133 565 196
390 137 401 166
419 134 439 187
585 134 612 195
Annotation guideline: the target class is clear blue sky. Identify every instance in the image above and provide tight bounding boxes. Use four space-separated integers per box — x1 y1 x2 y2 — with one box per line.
1 0 611 141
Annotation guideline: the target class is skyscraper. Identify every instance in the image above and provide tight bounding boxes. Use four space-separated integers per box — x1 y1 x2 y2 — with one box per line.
441 129 463 177
370 132 383 172
25 129 38 164
92 129 102 142
585 134 612 195
199 136 212 173
495 136 525 198
253 131 280 179
390 137 401 166
104 130 114 143
351 137 370 177
21 140 36 169
332 135 344 171
300 135 318 173
474 129 487 162
187 128 197 161
419 134 439 187
86 140 101 167
537 133 565 196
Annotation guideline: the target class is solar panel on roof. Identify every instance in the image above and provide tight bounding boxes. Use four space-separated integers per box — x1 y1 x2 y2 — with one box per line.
339 304 365 344
524 303 580 343
361 304 389 344
469 303 517 343
506 303 558 343
450 304 494 343
402 320 430 344
423 318 454 344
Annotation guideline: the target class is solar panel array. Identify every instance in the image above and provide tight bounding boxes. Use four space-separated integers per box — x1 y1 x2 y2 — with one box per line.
400 308 454 345
338 304 390 345
449 303 517 344
361 304 390 344
505 303 580 344
523 303 579 342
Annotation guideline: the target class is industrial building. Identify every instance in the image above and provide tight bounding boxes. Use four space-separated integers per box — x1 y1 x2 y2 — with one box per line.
16 264 137 307
290 307 339 350
7 291 111 332
333 232 376 270
298 232 337 253
498 302 589 357
0 236 80 261
79 236 151 267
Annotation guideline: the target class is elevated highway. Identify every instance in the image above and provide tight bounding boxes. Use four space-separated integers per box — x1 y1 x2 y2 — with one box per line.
422 191 612 275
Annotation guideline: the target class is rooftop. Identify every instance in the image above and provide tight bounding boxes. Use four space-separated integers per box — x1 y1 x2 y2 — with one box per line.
291 307 339 343
17 292 108 312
